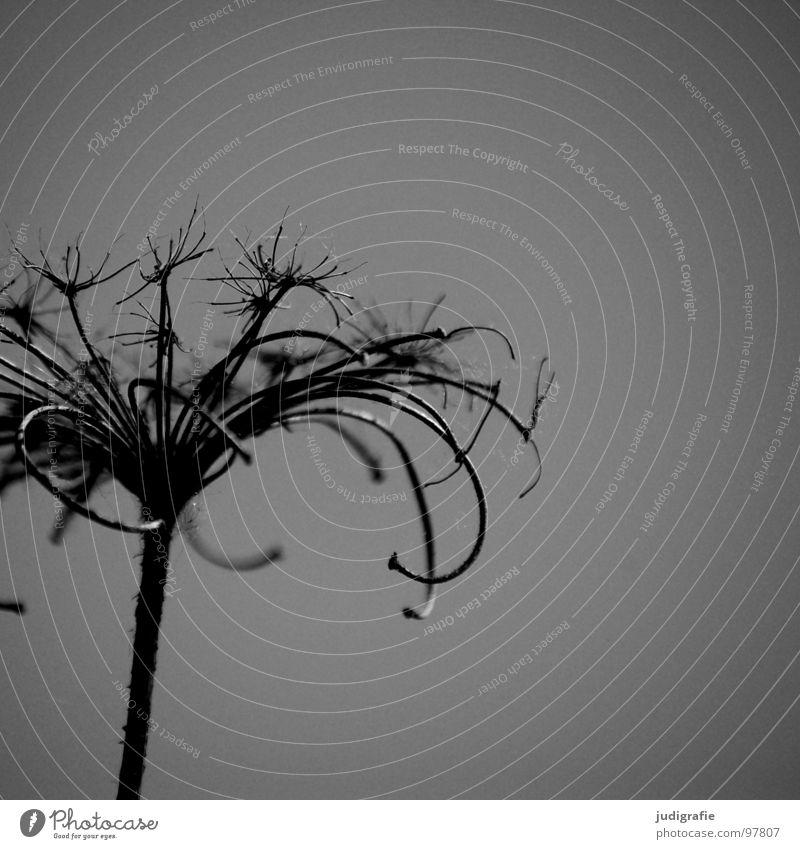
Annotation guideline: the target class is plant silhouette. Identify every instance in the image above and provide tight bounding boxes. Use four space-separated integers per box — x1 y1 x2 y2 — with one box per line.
0 204 550 799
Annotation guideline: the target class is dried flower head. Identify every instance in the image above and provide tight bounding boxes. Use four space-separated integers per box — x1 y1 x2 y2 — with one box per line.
0 205 550 797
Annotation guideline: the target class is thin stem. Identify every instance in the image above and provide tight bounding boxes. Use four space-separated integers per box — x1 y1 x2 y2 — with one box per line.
154 274 169 463
16 406 163 535
116 521 174 800
65 294 138 448
128 378 252 466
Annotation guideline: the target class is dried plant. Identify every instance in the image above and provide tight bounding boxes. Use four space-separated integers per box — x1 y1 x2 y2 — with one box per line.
0 204 550 798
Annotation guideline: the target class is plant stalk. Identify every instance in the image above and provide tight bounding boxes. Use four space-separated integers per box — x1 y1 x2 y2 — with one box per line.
116 520 173 799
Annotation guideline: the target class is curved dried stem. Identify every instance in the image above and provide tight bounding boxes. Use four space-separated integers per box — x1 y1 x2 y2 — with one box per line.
282 388 488 589
310 416 384 483
279 406 437 619
181 516 282 572
127 378 252 466
16 406 163 535
366 366 546 497
0 208 550 800
250 329 367 365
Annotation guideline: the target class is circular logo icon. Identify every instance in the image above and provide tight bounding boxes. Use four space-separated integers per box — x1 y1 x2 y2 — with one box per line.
19 809 46 837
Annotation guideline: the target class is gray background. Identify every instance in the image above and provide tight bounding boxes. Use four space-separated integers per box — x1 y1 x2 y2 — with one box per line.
1 0 799 799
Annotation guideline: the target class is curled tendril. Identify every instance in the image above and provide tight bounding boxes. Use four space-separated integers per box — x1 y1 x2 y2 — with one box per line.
0 212 549 631
16 406 164 534
217 352 544 596
365 365 546 497
308 417 384 482
290 388 488 588
279 407 437 619
180 502 282 572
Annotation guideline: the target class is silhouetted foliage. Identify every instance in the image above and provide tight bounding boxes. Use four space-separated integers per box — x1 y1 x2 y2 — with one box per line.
0 204 550 798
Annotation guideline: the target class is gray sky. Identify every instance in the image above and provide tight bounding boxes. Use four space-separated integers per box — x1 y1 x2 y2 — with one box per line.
1 0 799 799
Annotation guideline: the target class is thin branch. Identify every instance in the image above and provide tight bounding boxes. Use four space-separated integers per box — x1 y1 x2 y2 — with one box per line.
16 406 164 535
